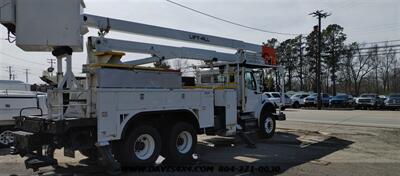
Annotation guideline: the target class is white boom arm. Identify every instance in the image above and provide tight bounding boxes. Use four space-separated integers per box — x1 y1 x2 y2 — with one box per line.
84 14 261 52
89 37 276 68
90 37 241 63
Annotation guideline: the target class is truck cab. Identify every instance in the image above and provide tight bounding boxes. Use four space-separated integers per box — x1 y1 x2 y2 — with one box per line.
194 63 285 137
196 64 263 113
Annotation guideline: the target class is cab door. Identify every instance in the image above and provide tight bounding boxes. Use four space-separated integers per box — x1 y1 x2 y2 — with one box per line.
244 71 261 112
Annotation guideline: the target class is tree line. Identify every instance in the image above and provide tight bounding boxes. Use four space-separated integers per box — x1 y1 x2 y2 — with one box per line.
266 24 399 96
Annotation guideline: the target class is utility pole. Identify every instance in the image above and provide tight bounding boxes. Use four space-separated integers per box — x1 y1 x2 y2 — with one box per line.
7 66 12 80
47 58 56 76
24 69 29 83
299 35 304 91
310 10 330 110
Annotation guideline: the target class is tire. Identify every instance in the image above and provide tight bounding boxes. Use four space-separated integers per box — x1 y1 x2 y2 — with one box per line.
79 148 98 159
164 122 197 164
119 125 161 166
280 106 286 111
258 110 276 138
293 102 300 109
0 126 14 148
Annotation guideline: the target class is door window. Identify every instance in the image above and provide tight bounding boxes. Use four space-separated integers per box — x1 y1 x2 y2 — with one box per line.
244 72 256 90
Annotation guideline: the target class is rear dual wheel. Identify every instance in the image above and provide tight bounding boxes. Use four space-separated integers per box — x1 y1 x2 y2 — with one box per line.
163 122 197 164
118 122 197 166
119 125 161 166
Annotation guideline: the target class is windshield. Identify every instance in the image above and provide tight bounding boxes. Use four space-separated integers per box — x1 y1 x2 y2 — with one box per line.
310 93 327 97
335 95 348 99
271 93 280 98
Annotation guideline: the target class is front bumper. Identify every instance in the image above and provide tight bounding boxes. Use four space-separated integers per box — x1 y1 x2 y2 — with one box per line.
356 102 375 106
304 100 316 106
385 103 400 107
330 101 350 106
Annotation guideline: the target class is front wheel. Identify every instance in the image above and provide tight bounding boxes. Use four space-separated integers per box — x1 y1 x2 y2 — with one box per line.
164 122 197 164
119 125 161 166
258 111 276 138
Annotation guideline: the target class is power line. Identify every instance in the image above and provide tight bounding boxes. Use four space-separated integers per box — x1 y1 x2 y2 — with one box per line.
334 0 358 11
0 51 81 71
361 39 400 45
0 51 45 66
346 22 400 32
347 26 400 35
165 0 302 36
357 44 400 51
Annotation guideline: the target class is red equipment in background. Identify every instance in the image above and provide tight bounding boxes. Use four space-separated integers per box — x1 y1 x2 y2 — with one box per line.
262 45 277 65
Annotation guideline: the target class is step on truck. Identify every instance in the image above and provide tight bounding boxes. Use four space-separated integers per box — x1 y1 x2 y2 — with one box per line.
0 0 286 173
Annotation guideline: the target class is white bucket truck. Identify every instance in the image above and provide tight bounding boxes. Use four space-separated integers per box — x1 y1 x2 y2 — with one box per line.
0 0 285 173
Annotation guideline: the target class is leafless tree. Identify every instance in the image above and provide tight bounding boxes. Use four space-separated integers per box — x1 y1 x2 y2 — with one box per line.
379 42 397 92
347 43 374 96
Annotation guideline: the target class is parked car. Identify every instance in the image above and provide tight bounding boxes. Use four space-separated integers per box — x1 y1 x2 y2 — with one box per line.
329 94 354 108
284 94 293 108
303 93 330 107
384 93 400 110
0 80 48 147
262 92 292 110
354 93 384 109
378 95 387 109
290 93 310 108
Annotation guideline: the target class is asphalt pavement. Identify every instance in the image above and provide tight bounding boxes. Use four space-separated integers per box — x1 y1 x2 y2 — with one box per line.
0 110 399 175
284 109 400 128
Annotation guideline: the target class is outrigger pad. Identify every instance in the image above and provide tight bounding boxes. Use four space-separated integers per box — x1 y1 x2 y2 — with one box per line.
25 156 58 172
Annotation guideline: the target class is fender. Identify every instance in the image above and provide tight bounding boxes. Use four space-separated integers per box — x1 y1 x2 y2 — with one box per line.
255 98 276 121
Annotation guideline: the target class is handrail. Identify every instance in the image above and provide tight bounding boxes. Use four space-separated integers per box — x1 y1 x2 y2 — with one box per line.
19 107 43 117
